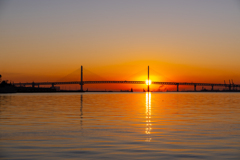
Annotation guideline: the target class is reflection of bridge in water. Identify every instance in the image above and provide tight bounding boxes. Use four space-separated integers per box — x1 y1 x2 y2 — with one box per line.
14 66 240 91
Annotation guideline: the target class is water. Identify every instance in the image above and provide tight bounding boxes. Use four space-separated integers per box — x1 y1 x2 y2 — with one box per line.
0 92 240 159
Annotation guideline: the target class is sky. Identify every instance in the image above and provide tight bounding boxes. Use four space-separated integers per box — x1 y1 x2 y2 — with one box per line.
0 0 240 90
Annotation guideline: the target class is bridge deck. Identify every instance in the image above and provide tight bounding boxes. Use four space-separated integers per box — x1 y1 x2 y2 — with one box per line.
14 81 240 87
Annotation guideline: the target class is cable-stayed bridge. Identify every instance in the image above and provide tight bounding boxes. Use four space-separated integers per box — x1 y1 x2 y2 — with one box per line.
13 66 240 91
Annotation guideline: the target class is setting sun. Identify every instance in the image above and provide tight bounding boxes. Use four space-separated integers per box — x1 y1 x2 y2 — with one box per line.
146 80 152 85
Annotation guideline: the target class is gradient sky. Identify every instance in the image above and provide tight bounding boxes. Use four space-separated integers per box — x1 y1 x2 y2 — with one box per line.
0 0 240 89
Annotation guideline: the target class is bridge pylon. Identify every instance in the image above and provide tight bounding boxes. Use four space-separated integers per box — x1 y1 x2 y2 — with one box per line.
148 66 149 92
80 65 83 91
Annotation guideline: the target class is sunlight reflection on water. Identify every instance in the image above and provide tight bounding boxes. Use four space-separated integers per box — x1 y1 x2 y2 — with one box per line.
145 92 151 142
0 92 240 159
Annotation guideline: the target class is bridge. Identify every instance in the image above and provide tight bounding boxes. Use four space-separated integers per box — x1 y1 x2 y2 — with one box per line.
13 66 240 92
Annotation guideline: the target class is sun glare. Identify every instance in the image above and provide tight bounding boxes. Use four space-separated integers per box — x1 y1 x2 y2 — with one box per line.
146 80 152 85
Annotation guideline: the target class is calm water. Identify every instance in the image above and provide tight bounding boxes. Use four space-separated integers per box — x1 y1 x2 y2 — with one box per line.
0 92 240 159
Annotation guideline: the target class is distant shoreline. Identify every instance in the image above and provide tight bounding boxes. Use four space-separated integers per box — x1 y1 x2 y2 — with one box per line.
11 90 240 93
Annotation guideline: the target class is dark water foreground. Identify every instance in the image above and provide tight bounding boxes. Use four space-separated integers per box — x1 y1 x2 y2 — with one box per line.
0 93 239 159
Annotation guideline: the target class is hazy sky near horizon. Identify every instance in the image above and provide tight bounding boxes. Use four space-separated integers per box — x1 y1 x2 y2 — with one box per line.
0 0 240 83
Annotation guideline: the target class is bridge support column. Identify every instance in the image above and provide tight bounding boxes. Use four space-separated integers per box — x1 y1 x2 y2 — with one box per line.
32 82 35 88
194 85 196 92
38 84 40 88
176 83 179 92
211 85 214 91
52 83 55 88
229 85 231 91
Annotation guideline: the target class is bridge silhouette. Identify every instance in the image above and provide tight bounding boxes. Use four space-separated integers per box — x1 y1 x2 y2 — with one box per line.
14 66 240 92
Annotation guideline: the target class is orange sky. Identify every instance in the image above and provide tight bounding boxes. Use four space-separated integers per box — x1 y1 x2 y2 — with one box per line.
0 1 240 91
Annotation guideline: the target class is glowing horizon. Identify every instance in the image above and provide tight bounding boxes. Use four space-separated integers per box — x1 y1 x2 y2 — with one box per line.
146 80 152 85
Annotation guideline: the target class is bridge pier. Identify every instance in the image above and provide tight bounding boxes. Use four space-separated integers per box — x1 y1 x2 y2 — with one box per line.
211 85 214 91
32 82 35 88
52 83 55 88
229 85 231 91
194 85 196 91
176 83 179 92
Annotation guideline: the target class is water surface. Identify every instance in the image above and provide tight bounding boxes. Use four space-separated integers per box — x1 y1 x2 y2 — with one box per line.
0 92 240 159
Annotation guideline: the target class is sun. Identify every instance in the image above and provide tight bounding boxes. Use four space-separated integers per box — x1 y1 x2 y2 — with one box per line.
146 80 152 85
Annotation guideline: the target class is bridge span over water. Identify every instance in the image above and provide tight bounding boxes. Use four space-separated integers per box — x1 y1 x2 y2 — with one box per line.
14 66 240 91
14 80 240 92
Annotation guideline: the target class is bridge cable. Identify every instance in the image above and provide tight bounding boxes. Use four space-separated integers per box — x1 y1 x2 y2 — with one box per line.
83 68 107 81
56 68 81 82
121 67 148 81
150 68 174 82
